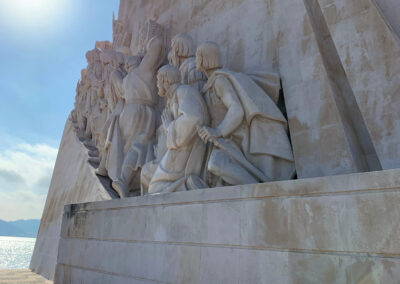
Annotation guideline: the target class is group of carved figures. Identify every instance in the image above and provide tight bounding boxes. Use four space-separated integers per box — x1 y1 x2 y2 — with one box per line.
70 33 296 198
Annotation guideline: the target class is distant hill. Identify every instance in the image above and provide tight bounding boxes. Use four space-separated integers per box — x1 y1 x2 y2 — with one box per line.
0 219 40 238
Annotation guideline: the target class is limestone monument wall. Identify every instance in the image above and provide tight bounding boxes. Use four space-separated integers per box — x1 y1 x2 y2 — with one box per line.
373 0 400 38
29 121 116 280
55 169 400 283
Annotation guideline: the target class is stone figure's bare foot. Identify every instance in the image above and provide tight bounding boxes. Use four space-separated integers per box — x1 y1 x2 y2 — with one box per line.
112 180 127 198
95 167 107 177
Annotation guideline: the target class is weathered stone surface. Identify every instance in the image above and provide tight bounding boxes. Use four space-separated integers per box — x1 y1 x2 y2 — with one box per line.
316 0 400 171
29 121 117 280
373 0 400 38
117 0 400 177
56 168 400 283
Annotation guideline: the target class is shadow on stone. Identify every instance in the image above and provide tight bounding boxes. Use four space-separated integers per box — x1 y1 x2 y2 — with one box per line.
81 140 120 199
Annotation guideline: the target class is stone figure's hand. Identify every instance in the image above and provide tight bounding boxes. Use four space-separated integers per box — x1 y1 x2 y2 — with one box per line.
198 126 221 143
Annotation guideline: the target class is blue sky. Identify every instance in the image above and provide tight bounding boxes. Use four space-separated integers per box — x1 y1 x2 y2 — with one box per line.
0 0 119 221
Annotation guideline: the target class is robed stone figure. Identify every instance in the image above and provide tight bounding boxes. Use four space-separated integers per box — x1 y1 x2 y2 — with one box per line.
141 34 207 194
111 36 165 197
148 65 209 194
196 42 295 186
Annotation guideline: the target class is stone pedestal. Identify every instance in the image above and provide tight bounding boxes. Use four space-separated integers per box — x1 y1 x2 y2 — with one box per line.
55 168 400 283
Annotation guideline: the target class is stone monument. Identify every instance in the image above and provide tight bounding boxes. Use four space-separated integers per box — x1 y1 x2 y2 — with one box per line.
30 0 400 282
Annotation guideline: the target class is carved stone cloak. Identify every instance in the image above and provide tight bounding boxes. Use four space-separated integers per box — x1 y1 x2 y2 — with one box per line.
204 69 295 181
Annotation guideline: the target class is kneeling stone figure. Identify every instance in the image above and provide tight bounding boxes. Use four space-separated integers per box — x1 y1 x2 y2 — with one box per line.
148 65 209 194
196 42 295 186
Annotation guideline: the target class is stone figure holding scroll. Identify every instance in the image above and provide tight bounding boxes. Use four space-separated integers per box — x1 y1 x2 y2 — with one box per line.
196 42 295 186
111 36 165 198
148 65 209 194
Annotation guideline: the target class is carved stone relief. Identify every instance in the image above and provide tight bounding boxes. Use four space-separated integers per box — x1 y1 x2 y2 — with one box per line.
71 22 296 198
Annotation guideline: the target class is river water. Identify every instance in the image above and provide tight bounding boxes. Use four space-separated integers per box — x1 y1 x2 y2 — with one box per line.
0 236 35 269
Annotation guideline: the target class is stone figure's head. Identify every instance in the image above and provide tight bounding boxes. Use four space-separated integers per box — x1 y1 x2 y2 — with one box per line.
157 65 180 98
112 52 126 69
81 69 87 82
85 50 93 64
92 49 101 63
171 34 195 67
125 55 143 73
100 50 114 66
196 42 222 73
86 49 101 64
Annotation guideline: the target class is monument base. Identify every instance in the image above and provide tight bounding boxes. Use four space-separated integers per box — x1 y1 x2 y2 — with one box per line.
55 168 400 283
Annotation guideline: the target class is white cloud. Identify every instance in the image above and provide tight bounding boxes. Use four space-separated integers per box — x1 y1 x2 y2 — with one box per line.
0 190 47 221
0 141 58 221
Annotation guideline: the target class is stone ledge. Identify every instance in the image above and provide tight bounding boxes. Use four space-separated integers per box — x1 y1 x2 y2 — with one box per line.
66 168 400 212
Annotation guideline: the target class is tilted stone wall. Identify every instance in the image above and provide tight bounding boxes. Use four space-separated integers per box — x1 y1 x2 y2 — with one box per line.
30 121 117 280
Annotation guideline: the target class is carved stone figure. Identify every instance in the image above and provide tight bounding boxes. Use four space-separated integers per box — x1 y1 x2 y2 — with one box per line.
141 34 206 195
196 42 295 186
95 53 132 177
170 34 207 91
107 51 128 113
89 98 108 147
84 49 104 144
73 69 89 137
111 36 166 198
100 50 116 118
147 65 209 194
